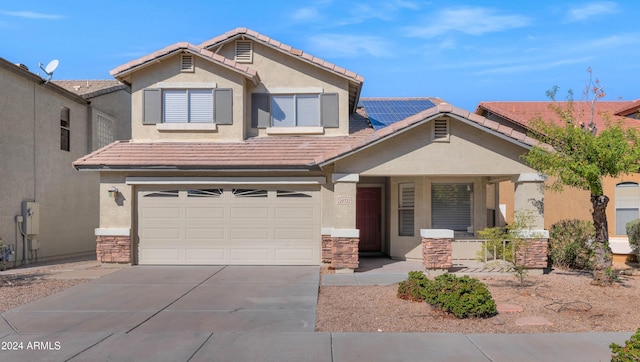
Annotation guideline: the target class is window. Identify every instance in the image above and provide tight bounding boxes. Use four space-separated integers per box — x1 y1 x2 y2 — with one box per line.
144 190 179 198
432 184 472 232
272 95 320 127
252 93 339 129
398 183 415 236
232 189 268 198
187 189 223 198
235 40 252 63
95 112 115 149
163 89 213 123
143 88 232 125
60 107 70 151
616 182 639 235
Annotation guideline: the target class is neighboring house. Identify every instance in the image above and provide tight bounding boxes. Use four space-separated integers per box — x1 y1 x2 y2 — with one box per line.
73 28 548 270
0 57 131 264
476 101 640 263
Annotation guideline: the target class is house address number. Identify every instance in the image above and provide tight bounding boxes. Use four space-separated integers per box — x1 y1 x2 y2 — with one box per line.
337 197 353 205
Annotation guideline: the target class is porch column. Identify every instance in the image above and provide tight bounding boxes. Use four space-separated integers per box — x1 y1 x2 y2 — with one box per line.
330 173 360 271
514 173 549 273
420 229 453 270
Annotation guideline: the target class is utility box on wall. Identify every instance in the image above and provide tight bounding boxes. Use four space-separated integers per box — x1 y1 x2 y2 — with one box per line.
21 201 40 236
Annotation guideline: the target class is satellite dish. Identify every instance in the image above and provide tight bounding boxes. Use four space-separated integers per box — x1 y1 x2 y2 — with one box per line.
39 59 59 83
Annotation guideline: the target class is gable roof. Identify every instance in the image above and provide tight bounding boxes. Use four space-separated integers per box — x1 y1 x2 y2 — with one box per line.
110 42 260 85
615 100 640 117
74 99 537 171
53 80 130 98
476 101 640 133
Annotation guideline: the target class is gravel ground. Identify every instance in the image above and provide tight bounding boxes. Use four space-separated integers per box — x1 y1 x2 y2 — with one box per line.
316 270 640 333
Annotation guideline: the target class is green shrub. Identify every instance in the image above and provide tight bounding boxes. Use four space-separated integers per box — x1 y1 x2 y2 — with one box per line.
626 219 640 260
610 327 640 361
421 273 497 319
397 271 429 301
548 219 595 270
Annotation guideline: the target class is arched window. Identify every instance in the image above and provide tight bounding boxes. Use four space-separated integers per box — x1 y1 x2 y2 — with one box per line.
615 182 639 235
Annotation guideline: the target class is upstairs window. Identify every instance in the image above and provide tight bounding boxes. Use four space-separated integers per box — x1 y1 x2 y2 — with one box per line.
60 107 70 151
272 94 320 127
163 89 213 123
252 93 339 129
143 88 232 125
95 112 115 149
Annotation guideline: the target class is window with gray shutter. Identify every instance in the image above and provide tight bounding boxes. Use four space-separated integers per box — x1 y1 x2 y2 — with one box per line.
157 88 232 124
214 89 233 124
321 93 339 128
251 93 339 128
398 183 415 236
616 182 639 235
143 89 161 125
252 93 271 128
431 184 472 232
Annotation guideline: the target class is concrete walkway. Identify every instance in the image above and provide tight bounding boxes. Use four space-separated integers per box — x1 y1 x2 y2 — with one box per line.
0 260 632 361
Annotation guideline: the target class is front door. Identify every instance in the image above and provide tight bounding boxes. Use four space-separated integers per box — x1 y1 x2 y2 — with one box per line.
356 187 382 252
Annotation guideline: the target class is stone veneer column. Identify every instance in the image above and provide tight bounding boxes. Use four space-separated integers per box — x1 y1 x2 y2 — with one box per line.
421 229 453 270
328 173 360 271
515 231 550 270
321 233 333 263
95 228 131 264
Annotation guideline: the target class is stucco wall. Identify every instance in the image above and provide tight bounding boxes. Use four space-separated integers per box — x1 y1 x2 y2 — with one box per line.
130 52 247 141
1 66 98 261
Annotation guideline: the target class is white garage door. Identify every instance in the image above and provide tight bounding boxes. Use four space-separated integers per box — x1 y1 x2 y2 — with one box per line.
137 187 321 265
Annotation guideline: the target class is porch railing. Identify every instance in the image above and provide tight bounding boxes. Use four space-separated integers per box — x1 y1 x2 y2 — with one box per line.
451 239 511 264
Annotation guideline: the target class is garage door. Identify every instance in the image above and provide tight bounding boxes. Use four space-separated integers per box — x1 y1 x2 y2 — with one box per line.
137 186 321 265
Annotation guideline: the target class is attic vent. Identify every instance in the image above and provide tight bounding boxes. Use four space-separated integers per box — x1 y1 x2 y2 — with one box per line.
433 118 449 140
235 40 253 63
180 54 194 72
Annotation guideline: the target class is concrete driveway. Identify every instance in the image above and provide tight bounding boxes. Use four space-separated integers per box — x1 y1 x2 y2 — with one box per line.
0 265 322 361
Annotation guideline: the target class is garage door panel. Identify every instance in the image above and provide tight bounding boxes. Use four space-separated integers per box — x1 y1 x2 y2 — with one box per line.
186 228 225 240
141 207 181 219
275 248 315 261
142 249 182 262
230 207 270 219
185 207 225 219
275 228 314 240
142 228 181 239
230 248 270 261
230 228 270 240
186 248 226 262
275 207 315 219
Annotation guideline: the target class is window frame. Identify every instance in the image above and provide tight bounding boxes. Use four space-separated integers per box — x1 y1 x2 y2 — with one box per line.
60 106 70 151
615 182 639 235
398 183 415 236
270 94 321 127
162 88 214 124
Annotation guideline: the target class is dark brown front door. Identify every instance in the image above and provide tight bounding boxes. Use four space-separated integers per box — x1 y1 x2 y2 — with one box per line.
356 187 382 252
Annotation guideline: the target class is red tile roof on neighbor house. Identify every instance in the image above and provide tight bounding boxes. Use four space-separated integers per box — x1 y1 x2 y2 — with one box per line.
109 42 260 85
477 101 640 133
73 100 538 171
199 27 365 84
53 80 129 98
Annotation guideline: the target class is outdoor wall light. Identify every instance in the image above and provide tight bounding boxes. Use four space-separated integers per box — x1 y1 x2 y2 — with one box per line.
108 186 119 198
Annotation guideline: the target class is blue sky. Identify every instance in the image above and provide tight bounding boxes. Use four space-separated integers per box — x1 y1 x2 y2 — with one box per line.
2 0 638 110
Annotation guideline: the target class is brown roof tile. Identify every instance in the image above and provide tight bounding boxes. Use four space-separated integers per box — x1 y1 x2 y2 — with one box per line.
198 27 364 84
477 101 640 134
53 80 128 97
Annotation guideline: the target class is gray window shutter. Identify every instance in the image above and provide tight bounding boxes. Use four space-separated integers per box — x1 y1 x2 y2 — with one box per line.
214 89 233 125
321 93 339 128
143 89 161 124
252 93 271 128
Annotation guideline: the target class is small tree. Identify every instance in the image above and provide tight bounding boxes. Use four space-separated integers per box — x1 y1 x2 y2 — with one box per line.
523 70 640 285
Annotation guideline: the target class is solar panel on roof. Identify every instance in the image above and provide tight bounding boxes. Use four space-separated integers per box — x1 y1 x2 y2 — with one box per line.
359 99 437 130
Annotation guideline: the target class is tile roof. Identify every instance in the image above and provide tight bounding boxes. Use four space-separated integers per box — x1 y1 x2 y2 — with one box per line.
477 101 640 133
110 42 260 85
53 80 129 98
615 100 640 117
199 27 364 84
74 100 537 171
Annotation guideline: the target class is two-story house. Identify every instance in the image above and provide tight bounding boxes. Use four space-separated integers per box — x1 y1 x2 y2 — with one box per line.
0 57 130 264
476 101 640 264
74 28 549 270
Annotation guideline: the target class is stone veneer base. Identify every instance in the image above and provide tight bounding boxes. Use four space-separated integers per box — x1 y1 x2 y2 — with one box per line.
330 237 359 270
96 235 131 264
422 237 453 269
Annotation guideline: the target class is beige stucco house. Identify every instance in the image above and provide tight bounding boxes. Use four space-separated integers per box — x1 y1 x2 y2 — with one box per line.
476 101 640 264
74 28 548 270
0 57 131 264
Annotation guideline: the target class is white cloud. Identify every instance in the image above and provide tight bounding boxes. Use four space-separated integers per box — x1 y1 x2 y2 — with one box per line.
307 34 392 58
293 7 322 21
406 7 530 38
475 57 594 75
0 10 63 19
566 1 619 22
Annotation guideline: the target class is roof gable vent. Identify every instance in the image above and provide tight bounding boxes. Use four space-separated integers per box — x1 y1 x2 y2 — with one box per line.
181 54 194 72
235 40 253 63
433 118 449 141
